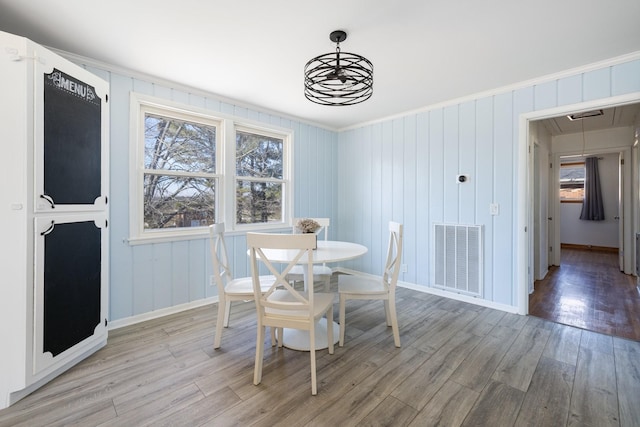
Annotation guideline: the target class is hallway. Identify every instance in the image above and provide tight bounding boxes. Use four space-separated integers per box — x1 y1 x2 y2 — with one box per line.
529 248 640 342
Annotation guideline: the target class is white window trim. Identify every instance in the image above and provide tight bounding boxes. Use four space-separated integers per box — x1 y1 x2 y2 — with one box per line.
128 93 293 245
231 123 293 231
559 161 585 203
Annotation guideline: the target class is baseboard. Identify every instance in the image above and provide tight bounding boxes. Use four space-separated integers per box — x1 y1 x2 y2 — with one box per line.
334 267 520 314
109 268 523 332
560 243 618 253
108 297 218 330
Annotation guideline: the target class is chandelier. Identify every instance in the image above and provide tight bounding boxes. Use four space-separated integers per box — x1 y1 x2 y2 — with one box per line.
304 30 373 106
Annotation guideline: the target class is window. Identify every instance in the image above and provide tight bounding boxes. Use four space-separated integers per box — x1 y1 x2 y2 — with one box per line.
130 94 292 243
235 128 285 225
142 111 218 231
560 162 585 202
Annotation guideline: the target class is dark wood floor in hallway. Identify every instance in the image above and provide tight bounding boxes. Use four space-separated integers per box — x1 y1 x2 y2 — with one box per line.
529 248 640 341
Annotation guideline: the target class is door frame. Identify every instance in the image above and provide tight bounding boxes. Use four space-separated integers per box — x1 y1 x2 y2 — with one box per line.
517 92 640 315
549 149 629 268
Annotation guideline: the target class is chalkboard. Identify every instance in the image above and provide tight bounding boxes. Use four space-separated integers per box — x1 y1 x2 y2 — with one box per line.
44 68 102 205
43 221 101 357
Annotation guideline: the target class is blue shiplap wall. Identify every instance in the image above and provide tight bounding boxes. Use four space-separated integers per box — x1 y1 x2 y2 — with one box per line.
80 54 639 323
76 64 339 322
337 57 640 308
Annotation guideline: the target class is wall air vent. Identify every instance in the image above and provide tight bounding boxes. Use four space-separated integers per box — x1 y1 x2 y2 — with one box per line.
567 109 603 121
432 223 483 297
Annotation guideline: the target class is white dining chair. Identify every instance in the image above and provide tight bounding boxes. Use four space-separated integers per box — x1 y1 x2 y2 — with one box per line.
286 218 332 291
338 221 404 348
247 232 334 395
209 223 276 349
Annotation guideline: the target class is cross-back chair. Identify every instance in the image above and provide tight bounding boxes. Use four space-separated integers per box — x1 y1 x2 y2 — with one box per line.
338 221 404 347
209 223 276 349
247 232 334 395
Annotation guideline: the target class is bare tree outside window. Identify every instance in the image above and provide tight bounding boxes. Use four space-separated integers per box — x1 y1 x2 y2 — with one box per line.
132 95 292 240
235 130 284 224
143 114 217 229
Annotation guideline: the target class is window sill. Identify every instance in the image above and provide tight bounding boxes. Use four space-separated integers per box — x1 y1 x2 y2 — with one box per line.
126 224 292 246
126 230 210 246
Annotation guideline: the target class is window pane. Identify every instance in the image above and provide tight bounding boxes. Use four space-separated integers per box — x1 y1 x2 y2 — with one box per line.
560 163 585 201
144 174 215 229
236 180 282 224
145 114 216 173
236 131 283 179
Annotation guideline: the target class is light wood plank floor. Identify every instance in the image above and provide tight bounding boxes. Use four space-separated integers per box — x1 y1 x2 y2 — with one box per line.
1 283 639 426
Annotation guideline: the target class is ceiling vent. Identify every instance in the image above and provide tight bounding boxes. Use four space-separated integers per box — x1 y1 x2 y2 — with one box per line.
567 109 604 121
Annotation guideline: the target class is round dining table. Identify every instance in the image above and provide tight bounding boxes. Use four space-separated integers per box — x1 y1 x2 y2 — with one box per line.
257 240 368 351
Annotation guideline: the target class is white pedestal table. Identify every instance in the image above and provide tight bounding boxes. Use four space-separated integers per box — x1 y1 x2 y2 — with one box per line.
257 240 367 351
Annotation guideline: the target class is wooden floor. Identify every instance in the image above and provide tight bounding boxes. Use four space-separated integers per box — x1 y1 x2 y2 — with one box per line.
1 283 639 426
529 248 640 342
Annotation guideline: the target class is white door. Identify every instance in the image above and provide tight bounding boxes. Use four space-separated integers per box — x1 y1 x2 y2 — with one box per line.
533 143 550 282
618 152 624 270
538 145 549 278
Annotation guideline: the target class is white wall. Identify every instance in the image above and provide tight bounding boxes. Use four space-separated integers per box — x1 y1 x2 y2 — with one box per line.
553 127 634 249
559 152 622 248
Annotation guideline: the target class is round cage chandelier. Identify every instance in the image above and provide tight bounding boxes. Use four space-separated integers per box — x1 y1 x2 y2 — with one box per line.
304 30 373 106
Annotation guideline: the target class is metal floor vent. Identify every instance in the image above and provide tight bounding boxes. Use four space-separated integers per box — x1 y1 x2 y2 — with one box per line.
432 223 483 297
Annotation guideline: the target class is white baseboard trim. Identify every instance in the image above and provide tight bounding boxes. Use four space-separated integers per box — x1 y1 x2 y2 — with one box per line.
108 297 218 331
335 268 519 315
110 268 522 332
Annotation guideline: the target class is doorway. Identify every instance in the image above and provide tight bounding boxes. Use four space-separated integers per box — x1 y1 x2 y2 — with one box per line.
548 149 629 271
523 98 640 339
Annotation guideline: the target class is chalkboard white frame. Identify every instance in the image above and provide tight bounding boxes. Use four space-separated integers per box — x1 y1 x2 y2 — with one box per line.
33 57 109 213
33 213 109 376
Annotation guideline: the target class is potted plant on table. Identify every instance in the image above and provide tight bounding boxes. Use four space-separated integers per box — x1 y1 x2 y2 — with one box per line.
295 218 321 249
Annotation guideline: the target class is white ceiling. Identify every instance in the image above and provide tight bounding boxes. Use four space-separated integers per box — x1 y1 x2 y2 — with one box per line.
1 0 639 130
540 104 640 136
